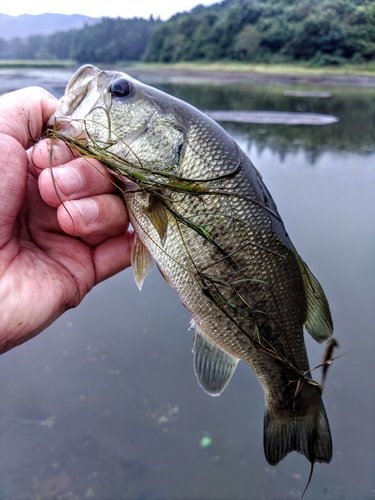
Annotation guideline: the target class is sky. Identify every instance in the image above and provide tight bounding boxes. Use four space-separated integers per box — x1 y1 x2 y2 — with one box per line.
0 0 217 21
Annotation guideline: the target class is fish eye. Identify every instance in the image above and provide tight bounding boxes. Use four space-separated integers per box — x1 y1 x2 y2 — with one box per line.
110 78 132 97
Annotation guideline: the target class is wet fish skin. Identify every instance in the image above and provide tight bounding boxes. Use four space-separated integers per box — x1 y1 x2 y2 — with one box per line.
52 65 333 465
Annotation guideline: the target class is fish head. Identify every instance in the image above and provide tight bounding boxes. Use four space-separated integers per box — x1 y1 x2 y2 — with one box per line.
50 64 185 171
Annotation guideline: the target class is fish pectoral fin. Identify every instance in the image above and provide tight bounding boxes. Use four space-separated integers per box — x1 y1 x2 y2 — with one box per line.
131 234 154 290
192 323 239 396
296 254 333 343
145 195 168 244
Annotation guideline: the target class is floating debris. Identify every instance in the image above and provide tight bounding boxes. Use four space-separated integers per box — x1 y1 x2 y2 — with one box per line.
205 110 339 125
146 404 179 427
200 434 213 448
107 369 120 376
40 416 55 428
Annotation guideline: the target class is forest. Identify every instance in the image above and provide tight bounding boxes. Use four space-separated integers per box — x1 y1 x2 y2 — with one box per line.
145 0 375 65
0 0 374 66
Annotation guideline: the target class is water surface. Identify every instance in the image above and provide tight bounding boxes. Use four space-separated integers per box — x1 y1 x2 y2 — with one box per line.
0 67 374 500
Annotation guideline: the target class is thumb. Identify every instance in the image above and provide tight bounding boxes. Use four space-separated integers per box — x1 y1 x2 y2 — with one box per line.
0 87 57 149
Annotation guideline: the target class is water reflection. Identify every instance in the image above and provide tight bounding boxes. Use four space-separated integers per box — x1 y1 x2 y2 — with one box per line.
157 82 375 161
0 68 374 499
0 67 75 98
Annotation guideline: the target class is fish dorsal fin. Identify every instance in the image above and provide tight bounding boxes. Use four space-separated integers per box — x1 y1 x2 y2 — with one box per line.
191 322 239 396
296 254 333 343
131 233 154 290
145 195 168 244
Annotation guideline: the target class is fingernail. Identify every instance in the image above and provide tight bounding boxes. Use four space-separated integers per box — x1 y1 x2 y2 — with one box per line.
70 199 99 226
53 167 83 196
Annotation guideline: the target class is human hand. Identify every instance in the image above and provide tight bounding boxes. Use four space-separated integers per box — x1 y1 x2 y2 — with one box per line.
0 87 132 353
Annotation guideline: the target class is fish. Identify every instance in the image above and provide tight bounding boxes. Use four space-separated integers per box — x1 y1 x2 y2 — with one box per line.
49 65 334 466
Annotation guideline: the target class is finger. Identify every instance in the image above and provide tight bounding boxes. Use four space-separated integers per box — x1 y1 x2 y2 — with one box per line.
93 230 134 284
38 156 118 208
30 139 77 173
57 194 129 247
0 87 56 148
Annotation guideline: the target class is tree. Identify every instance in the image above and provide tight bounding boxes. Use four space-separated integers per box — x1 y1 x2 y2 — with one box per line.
234 25 262 60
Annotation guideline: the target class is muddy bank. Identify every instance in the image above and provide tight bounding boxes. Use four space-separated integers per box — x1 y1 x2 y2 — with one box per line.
125 66 375 88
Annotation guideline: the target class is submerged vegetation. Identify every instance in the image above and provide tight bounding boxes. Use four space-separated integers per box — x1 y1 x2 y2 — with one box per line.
0 0 375 67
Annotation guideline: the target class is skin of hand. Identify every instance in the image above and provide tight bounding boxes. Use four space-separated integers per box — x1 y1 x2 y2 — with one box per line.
0 86 133 354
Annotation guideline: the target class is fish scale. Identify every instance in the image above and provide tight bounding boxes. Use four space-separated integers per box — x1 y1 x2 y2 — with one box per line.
51 64 334 468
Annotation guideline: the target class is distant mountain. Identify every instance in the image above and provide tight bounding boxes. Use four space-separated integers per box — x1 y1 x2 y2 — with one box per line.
0 13 101 40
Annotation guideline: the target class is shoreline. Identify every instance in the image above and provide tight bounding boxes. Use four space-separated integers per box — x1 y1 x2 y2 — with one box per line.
124 65 375 88
1 60 375 88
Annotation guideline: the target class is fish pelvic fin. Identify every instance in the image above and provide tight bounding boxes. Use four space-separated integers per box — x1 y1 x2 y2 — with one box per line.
191 322 239 396
264 383 332 466
296 254 333 343
131 233 154 290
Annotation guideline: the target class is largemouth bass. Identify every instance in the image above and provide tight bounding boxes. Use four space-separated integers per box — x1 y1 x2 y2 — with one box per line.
50 65 333 466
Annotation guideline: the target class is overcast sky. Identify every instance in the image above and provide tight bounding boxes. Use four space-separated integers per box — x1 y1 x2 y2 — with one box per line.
0 0 216 20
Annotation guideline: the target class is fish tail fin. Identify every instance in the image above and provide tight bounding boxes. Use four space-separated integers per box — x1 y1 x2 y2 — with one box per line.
263 384 332 465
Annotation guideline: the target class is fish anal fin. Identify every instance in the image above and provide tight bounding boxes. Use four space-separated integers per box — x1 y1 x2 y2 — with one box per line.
192 323 239 396
264 383 332 466
131 234 154 290
296 254 333 343
145 195 168 244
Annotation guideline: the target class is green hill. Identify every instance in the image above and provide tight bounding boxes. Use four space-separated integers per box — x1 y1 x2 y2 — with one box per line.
144 0 375 66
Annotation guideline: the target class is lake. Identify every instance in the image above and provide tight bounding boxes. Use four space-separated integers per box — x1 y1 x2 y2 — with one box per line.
0 67 374 500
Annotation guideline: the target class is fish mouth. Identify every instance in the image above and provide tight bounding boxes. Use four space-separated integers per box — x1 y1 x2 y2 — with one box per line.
45 115 89 143
65 64 101 94
45 65 109 142
61 65 103 117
